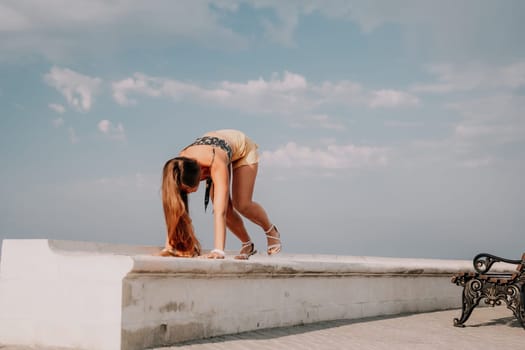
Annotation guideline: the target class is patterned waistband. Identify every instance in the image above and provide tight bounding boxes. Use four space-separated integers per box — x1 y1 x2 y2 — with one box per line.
186 136 232 161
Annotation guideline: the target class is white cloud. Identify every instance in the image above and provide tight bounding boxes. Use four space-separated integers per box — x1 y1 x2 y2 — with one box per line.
0 1 246 60
384 120 422 128
454 124 497 139
68 127 79 144
393 93 525 170
98 119 126 141
1 1 523 62
112 71 314 114
52 117 64 128
48 103 65 114
290 114 346 130
222 71 308 93
448 95 525 144
111 73 184 106
414 139 500 170
311 1 525 60
0 3 30 31
255 2 301 47
460 157 493 169
405 62 525 168
313 80 365 105
412 62 525 94
98 120 110 133
70 172 158 196
499 62 525 89
112 71 418 115
311 81 418 108
214 71 315 113
44 66 102 112
369 90 420 108
94 172 154 191
261 141 389 169
111 79 136 106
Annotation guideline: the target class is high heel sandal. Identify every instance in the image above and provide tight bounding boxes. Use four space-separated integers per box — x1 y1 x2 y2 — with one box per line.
234 241 257 260
265 224 281 256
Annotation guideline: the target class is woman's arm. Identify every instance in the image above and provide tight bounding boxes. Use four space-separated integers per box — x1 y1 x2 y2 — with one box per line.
210 156 230 251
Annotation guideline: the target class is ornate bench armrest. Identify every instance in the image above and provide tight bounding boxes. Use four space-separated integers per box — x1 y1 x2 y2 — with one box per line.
473 253 522 273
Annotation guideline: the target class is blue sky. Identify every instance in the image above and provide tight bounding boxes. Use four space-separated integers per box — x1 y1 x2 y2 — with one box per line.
1 1 524 259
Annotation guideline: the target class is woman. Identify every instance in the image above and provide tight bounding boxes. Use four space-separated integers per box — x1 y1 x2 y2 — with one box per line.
158 129 281 259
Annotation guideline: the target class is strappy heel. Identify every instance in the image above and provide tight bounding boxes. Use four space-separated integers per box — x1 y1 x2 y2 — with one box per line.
234 241 257 260
265 224 281 256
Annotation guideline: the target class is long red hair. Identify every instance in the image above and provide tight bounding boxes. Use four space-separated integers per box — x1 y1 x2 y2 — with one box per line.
162 157 201 256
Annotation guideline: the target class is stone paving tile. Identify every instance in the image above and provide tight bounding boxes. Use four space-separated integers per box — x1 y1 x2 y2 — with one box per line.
165 306 524 350
1 307 523 350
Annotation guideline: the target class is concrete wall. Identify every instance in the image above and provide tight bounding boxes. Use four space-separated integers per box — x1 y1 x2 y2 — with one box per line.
0 239 513 350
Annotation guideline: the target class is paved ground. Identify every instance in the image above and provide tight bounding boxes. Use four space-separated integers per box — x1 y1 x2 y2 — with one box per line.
1 307 523 350
168 306 523 350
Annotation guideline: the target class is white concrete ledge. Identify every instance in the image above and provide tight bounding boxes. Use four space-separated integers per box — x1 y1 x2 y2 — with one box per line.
0 239 516 350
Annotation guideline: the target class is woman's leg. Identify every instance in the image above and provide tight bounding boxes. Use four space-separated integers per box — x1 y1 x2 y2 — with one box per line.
225 196 252 244
226 200 257 258
231 164 280 253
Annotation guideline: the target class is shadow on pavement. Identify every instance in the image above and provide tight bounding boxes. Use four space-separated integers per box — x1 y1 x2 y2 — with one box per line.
172 311 440 347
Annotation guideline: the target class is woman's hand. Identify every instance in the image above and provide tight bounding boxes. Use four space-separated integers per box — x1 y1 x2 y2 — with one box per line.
202 249 225 259
155 247 197 258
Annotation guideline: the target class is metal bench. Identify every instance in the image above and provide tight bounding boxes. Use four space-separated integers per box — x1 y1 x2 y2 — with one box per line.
451 252 525 328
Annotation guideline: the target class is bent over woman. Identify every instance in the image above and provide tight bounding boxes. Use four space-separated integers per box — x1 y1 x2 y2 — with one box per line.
159 129 281 259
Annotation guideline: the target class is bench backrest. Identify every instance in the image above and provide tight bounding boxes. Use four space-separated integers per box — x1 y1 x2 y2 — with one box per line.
473 252 525 274
519 253 525 273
